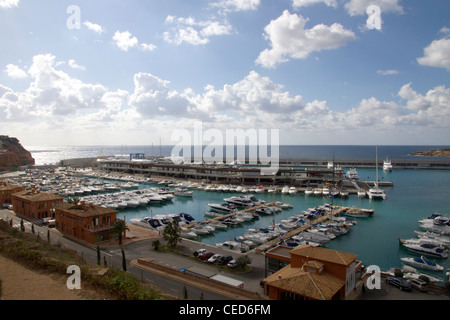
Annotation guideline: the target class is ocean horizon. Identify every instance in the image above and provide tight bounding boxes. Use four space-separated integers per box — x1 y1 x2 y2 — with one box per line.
26 144 450 166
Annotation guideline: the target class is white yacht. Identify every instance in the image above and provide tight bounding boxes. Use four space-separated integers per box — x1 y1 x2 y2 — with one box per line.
345 168 359 180
399 240 448 259
281 186 289 194
367 146 386 200
208 202 237 213
383 158 393 171
304 187 314 196
289 187 297 195
400 256 444 271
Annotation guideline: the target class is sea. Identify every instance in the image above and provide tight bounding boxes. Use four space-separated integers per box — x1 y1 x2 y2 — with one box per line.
26 145 450 280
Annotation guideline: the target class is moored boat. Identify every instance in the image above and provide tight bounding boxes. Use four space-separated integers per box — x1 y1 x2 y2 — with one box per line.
400 256 444 271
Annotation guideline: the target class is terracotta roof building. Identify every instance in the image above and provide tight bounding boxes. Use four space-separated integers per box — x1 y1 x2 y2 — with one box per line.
0 180 24 207
263 244 361 300
54 202 118 244
11 189 63 221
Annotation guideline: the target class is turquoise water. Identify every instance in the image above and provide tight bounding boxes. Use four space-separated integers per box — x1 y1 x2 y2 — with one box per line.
113 167 450 280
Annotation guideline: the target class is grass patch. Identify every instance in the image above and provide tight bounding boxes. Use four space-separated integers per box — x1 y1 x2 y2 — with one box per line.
0 219 171 300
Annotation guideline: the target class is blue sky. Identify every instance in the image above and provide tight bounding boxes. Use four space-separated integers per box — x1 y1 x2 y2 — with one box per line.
0 0 449 146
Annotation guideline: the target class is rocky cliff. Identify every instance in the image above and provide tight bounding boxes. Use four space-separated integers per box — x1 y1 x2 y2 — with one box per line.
0 136 35 171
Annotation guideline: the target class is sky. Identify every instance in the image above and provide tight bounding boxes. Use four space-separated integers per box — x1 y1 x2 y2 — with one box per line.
0 0 449 147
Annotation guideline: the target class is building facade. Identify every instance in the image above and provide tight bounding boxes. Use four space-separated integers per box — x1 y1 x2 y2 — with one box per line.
11 189 63 221
0 181 24 207
264 244 361 300
54 202 118 244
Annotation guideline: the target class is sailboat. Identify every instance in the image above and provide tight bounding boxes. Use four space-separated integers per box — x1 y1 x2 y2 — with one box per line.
367 146 386 200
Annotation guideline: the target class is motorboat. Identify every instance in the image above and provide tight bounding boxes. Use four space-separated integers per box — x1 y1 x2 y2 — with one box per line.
419 214 450 235
367 146 386 200
267 187 277 193
414 230 450 247
357 189 366 197
399 236 448 249
304 187 313 196
190 225 211 235
330 188 340 198
208 202 237 214
297 231 330 244
180 229 197 239
223 195 264 208
400 256 444 271
399 240 448 258
342 207 374 218
313 188 322 196
174 188 193 197
322 186 330 196
308 228 336 240
339 188 349 198
281 186 289 194
345 168 359 180
289 187 297 195
383 159 393 171
130 217 165 231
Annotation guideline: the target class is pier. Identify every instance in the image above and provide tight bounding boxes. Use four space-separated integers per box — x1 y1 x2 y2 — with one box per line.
184 203 351 254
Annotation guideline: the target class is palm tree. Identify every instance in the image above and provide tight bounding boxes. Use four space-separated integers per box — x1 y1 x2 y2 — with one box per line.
163 220 181 247
112 219 129 246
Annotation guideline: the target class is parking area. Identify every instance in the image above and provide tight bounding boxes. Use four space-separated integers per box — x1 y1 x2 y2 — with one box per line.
359 278 450 300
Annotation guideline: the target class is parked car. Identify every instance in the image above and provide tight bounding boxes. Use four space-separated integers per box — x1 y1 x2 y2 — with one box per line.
408 278 428 292
227 259 238 269
207 254 223 264
216 255 233 265
200 252 215 260
386 277 412 291
195 249 206 257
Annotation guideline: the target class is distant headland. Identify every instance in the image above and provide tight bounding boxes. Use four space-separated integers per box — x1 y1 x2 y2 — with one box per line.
410 149 450 157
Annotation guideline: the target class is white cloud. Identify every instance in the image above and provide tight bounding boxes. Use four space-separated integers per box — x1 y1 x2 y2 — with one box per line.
4 64 28 79
344 0 403 16
2 54 449 145
140 43 157 52
210 0 261 13
112 30 157 52
68 59 86 71
256 10 356 68
83 21 104 34
164 15 232 46
113 31 139 51
292 0 337 9
417 38 450 72
377 69 399 75
0 0 19 9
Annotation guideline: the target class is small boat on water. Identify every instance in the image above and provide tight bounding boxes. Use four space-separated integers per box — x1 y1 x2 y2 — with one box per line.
339 188 349 198
399 239 448 258
305 187 314 196
342 207 374 218
357 189 366 197
281 186 289 194
383 159 393 172
345 168 359 180
208 202 237 213
174 188 193 197
289 187 297 195
400 255 444 271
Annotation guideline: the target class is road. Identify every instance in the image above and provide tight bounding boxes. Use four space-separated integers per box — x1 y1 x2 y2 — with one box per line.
0 209 264 300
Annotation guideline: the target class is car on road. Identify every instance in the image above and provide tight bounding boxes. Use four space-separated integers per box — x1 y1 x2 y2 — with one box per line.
408 278 428 292
386 277 412 291
227 259 238 269
216 255 233 266
199 252 215 260
207 254 223 264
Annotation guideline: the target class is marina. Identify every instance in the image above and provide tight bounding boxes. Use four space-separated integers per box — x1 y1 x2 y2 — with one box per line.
2 159 450 284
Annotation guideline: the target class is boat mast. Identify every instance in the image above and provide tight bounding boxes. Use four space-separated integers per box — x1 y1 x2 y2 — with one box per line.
375 145 379 189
